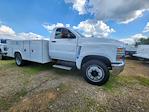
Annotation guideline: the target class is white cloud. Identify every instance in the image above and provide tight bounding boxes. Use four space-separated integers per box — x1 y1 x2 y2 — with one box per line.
0 25 16 36
65 0 149 23
0 25 46 40
73 20 115 37
43 23 65 31
0 32 45 40
17 32 45 40
120 34 148 44
120 10 145 24
66 24 71 27
43 20 115 38
65 0 86 15
143 22 149 33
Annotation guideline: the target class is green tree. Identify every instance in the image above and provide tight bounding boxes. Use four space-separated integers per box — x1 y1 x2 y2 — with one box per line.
135 37 149 45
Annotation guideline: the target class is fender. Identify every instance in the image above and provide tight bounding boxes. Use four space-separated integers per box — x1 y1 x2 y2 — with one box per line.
14 50 22 58
76 53 112 70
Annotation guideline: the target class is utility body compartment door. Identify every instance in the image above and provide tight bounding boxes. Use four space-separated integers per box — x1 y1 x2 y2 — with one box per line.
30 40 43 63
22 40 30 60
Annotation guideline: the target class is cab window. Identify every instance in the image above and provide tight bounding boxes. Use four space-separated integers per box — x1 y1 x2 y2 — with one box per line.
55 28 76 39
55 28 62 39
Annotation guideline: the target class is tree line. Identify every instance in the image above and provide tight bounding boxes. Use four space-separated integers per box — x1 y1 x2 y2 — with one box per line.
135 37 149 45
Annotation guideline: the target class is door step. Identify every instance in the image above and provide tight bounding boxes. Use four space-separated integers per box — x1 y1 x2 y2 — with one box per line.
53 65 72 71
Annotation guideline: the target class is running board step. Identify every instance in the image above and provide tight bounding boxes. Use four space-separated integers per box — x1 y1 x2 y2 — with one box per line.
53 65 72 71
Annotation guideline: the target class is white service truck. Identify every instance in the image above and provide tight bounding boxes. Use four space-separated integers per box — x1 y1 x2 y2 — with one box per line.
133 45 149 60
0 39 8 60
125 44 137 57
6 27 125 85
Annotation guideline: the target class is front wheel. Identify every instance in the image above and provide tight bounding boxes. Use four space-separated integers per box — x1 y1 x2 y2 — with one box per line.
15 53 24 66
81 60 110 86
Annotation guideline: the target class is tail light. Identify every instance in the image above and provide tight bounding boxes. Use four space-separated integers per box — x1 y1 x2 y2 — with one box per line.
117 48 124 53
116 55 124 61
116 48 125 61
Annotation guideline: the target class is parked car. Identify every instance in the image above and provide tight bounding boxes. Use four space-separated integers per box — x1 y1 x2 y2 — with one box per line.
133 45 149 60
6 27 125 85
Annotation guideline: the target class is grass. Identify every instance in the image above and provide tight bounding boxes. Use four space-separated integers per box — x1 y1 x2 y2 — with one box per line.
0 60 15 67
0 59 149 111
102 75 149 91
0 88 27 110
0 60 52 111
83 96 106 112
0 60 52 76
56 83 70 93
134 75 149 86
21 63 52 76
48 83 71 111
68 95 107 112
1 60 149 93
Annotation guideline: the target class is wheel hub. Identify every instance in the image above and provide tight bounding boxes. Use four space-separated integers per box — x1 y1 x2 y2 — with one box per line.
87 65 104 82
91 70 99 77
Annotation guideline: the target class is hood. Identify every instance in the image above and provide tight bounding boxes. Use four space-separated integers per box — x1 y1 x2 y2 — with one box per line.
78 37 125 47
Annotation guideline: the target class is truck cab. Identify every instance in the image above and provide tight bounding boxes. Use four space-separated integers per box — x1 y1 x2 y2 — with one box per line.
48 27 125 85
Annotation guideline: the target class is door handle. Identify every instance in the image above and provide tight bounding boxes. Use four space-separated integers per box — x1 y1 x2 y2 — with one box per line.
52 41 56 43
24 49 27 52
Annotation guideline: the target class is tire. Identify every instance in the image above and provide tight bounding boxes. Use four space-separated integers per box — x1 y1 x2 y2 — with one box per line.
15 53 24 66
81 60 110 86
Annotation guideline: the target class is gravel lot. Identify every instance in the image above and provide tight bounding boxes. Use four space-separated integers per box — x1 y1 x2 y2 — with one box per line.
0 58 149 112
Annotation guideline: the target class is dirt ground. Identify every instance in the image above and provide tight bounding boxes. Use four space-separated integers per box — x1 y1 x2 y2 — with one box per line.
0 58 149 112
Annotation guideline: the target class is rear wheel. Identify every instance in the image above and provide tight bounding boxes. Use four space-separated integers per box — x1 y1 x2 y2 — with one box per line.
15 53 24 66
82 60 110 86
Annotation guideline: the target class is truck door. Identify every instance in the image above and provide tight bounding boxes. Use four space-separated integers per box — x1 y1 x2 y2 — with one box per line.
49 28 77 61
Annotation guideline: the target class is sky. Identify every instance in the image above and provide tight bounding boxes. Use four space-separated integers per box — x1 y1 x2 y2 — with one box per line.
0 0 149 44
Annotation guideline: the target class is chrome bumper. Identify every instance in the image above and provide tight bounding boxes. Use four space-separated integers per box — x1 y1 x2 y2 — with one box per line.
111 62 125 75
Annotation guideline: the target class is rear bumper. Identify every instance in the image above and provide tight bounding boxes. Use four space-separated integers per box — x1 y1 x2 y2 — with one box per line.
111 62 125 75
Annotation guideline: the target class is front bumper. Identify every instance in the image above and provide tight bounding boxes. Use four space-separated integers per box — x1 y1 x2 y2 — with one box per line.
125 51 136 56
111 62 125 75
